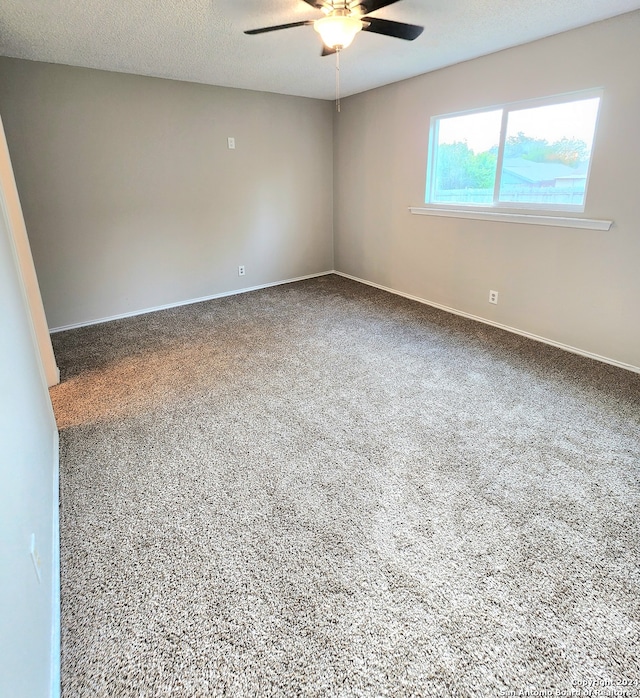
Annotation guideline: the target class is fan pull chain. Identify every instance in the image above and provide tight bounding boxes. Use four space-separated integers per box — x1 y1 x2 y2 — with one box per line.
335 49 341 113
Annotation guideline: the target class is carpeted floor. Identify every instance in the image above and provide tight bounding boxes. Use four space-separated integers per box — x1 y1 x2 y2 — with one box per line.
50 274 640 697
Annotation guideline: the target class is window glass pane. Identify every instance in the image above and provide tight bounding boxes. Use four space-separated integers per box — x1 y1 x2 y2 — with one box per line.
498 97 600 207
431 109 502 204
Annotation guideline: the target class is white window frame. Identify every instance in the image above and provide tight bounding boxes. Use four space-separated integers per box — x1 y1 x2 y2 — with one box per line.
424 88 603 214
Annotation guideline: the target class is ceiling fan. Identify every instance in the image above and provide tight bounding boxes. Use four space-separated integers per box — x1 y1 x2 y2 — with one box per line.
245 0 424 55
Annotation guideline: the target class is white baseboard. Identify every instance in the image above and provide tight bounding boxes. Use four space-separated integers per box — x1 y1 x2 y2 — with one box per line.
49 268 639 374
49 271 334 333
50 428 60 698
334 271 640 375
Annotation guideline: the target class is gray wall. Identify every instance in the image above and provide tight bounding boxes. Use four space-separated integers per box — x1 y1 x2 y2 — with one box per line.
334 11 640 370
0 59 334 330
0 146 59 696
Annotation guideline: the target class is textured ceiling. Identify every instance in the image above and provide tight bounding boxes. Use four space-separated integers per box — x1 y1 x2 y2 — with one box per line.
1 0 639 100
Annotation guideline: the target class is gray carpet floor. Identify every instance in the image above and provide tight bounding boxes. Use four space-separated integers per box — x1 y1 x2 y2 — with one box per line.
50 274 640 697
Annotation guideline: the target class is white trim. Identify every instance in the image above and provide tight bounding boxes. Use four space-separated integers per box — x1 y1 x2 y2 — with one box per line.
334 271 639 375
50 428 60 698
409 206 613 231
50 271 334 333
50 267 638 373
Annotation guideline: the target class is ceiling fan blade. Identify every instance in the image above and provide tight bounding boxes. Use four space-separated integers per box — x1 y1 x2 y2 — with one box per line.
245 21 313 35
362 17 424 40
358 0 402 13
321 45 338 57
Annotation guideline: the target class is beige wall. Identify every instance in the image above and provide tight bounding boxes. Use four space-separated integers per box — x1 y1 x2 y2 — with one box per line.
0 59 334 330
334 11 640 370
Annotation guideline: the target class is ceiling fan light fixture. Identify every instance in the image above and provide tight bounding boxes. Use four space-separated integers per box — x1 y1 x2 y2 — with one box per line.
314 15 363 49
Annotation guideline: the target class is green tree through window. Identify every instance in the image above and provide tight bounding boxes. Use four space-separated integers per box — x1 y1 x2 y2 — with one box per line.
504 132 589 167
435 142 497 190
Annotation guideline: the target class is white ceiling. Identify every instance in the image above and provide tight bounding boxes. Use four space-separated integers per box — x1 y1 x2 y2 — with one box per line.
1 0 639 100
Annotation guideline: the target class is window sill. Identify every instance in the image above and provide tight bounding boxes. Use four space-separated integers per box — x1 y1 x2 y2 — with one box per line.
408 207 613 231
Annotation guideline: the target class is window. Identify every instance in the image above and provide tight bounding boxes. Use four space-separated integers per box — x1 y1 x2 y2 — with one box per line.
425 90 602 212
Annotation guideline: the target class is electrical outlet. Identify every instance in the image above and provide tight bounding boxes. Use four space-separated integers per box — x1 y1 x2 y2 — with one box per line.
489 290 499 304
30 534 42 583
227 137 236 150
238 265 245 277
